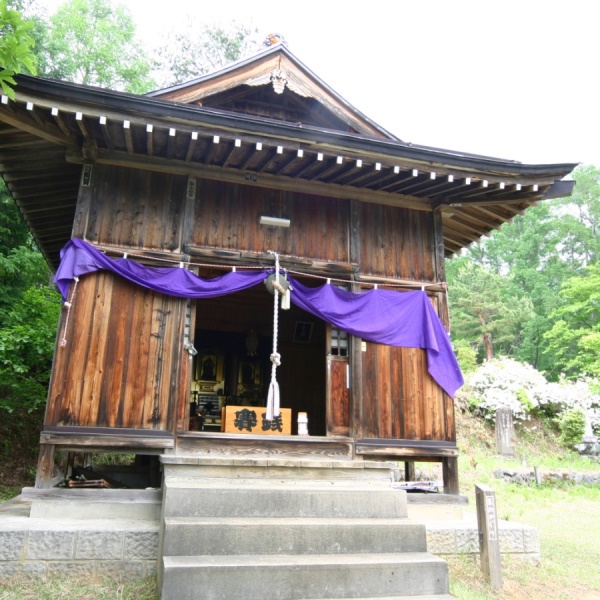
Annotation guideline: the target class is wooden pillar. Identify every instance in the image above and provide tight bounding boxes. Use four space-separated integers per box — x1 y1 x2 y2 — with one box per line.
35 443 56 489
432 207 446 283
442 457 459 494
349 200 363 444
404 461 416 482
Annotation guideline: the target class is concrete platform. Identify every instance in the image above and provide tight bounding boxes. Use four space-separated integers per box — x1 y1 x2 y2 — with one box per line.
0 494 158 580
0 487 540 581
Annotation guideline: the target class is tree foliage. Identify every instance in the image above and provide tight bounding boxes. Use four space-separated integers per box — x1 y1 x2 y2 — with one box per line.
543 264 600 379
447 258 534 361
153 19 261 88
0 285 60 413
0 183 60 413
448 165 600 378
0 0 37 98
36 0 154 93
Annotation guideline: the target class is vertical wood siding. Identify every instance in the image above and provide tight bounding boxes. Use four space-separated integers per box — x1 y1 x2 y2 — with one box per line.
46 272 186 431
355 287 452 444
83 165 187 252
358 203 435 280
359 343 451 442
190 179 350 262
59 166 454 447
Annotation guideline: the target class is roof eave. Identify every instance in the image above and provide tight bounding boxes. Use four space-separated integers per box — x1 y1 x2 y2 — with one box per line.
10 74 578 182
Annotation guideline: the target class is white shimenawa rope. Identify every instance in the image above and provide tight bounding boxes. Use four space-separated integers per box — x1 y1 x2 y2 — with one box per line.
266 250 282 420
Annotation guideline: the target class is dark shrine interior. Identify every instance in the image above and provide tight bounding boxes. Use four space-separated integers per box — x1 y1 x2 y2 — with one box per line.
192 281 327 436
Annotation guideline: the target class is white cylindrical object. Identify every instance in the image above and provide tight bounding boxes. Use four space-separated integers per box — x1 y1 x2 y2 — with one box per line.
297 412 309 435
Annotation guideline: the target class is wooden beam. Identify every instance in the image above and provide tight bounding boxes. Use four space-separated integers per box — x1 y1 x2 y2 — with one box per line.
0 104 78 148
185 243 358 276
75 112 89 138
67 147 433 211
185 131 198 162
123 120 134 154
50 107 72 137
146 123 153 156
356 276 446 293
99 116 114 151
39 431 175 448
442 213 490 237
167 127 176 159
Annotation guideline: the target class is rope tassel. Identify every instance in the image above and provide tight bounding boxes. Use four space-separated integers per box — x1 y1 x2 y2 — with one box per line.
266 250 283 419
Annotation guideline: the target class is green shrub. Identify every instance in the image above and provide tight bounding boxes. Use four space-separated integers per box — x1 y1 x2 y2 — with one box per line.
557 408 586 448
455 343 478 374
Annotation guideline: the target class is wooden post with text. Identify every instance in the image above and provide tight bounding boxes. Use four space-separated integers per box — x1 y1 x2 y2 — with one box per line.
475 484 503 590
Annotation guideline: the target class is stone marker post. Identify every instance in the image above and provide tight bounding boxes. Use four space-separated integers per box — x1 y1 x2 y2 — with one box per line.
495 407 515 456
475 484 503 590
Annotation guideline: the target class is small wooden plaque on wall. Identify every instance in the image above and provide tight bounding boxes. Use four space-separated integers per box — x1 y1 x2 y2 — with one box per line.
223 405 292 435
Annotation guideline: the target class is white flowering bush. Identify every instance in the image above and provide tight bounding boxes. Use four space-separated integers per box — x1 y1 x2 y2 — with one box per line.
465 357 600 435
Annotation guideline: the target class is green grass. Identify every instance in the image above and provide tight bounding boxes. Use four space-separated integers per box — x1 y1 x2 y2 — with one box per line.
0 486 21 502
0 576 157 600
449 411 600 599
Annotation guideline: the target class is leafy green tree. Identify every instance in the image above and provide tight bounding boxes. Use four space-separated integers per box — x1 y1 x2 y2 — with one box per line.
543 264 600 379
448 165 600 373
0 188 59 412
552 165 600 268
0 1 37 98
0 286 60 413
36 0 154 93
0 180 29 254
447 258 535 361
153 19 260 88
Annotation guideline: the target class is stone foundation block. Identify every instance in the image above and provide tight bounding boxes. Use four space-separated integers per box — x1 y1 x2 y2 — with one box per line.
0 531 26 560
75 531 124 560
27 530 76 559
46 560 96 577
124 531 159 559
96 559 157 580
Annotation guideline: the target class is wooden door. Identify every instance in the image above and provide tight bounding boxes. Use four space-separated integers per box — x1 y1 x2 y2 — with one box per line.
326 326 350 436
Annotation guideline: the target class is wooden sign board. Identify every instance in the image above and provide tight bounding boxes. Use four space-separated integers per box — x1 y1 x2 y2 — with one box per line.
223 406 292 435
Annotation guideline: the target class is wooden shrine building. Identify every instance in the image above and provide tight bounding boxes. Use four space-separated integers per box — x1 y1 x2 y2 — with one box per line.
0 43 576 495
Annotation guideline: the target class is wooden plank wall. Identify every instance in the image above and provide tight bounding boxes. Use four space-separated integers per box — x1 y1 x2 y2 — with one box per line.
358 203 435 280
82 165 188 252
191 179 350 262
46 272 188 431
59 164 454 445
355 204 453 442
359 344 451 441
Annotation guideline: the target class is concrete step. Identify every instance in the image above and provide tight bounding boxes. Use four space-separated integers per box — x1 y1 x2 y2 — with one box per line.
163 483 407 519
296 597 456 600
162 552 450 600
22 487 162 520
162 517 427 556
162 457 394 484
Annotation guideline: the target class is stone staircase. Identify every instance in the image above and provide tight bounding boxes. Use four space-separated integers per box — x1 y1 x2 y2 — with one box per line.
159 457 455 599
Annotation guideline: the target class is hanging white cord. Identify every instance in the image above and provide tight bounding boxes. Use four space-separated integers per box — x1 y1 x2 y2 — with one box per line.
266 250 281 420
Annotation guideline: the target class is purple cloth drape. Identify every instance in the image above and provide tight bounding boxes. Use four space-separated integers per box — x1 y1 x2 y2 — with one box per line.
54 239 463 396
287 277 463 397
54 238 267 300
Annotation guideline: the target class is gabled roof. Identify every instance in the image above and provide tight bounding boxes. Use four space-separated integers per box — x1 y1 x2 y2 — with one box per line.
0 45 578 269
149 43 399 140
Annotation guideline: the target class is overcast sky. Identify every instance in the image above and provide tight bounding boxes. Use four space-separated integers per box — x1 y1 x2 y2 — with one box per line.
43 0 598 168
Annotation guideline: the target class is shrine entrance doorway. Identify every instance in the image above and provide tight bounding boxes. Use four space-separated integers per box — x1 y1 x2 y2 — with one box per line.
192 282 327 436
